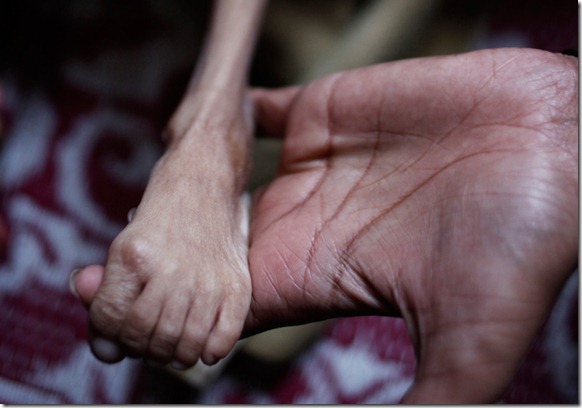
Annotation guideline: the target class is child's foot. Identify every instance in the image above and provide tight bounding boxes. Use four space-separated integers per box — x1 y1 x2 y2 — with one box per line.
75 112 252 369
71 0 265 370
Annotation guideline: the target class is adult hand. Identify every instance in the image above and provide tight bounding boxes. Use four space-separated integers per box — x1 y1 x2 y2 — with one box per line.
244 48 578 403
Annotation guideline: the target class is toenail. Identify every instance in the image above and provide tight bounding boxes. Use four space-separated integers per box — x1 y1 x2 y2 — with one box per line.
92 337 124 362
171 360 188 371
69 268 82 299
203 354 218 366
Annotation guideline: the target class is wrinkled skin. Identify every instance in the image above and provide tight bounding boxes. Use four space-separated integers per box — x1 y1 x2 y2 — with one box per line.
71 0 263 371
78 91 254 369
74 48 578 403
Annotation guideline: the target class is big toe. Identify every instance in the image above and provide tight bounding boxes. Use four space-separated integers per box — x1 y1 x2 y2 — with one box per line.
71 264 105 308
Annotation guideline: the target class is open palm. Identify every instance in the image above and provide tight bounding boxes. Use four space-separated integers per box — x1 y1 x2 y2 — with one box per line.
245 48 578 403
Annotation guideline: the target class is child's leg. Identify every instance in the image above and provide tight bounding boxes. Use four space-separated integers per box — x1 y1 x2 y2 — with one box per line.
78 0 266 369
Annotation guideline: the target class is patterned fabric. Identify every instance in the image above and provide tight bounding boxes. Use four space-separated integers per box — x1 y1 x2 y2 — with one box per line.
0 0 577 403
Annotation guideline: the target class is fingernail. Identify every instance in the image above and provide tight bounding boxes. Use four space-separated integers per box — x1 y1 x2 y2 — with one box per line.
127 208 136 223
92 337 124 363
69 268 81 299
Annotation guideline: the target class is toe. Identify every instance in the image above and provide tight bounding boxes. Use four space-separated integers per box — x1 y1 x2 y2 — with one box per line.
117 282 164 358
87 261 149 363
172 302 214 369
202 305 246 366
90 278 139 341
146 292 190 364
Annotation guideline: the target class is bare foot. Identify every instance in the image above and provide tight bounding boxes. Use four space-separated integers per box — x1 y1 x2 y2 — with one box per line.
244 49 578 402
90 129 252 367
72 0 265 369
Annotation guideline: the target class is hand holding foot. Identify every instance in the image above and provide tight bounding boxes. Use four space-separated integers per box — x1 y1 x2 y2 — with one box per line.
73 48 578 402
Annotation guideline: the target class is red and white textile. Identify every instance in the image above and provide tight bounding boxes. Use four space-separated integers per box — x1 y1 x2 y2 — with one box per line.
0 0 577 403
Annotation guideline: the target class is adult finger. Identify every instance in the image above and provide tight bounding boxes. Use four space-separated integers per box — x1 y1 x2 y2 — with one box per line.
70 264 105 308
250 86 301 138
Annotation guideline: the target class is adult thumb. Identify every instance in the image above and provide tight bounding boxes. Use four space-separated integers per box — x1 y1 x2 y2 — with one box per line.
70 264 105 308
